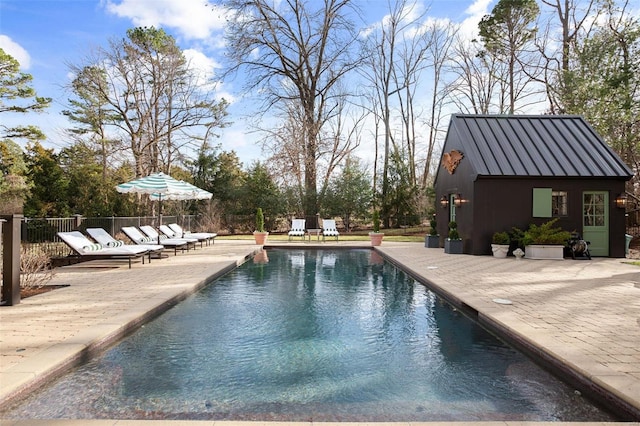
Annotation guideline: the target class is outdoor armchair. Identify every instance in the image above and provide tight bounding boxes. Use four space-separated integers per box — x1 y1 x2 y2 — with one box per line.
322 219 339 242
288 218 306 241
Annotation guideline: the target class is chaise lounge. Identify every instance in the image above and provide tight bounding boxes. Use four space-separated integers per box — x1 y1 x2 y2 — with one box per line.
159 224 216 247
86 227 165 260
121 226 190 256
167 223 217 245
57 231 150 268
140 225 198 250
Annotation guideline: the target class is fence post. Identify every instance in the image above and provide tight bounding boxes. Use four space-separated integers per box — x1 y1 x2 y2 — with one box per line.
1 214 23 306
73 214 83 229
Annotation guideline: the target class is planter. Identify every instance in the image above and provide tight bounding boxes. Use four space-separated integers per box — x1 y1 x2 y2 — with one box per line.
525 244 565 260
491 244 509 258
0 196 24 215
425 235 440 248
370 233 384 246
253 250 269 263
253 231 269 245
444 239 463 254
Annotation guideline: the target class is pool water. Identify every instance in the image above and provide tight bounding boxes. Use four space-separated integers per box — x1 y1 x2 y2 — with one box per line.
2 249 616 421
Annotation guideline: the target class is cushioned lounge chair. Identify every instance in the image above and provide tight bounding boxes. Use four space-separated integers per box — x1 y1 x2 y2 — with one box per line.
57 231 150 268
322 219 339 242
288 218 306 241
167 223 217 245
139 225 198 250
86 228 165 259
121 226 189 256
159 224 215 247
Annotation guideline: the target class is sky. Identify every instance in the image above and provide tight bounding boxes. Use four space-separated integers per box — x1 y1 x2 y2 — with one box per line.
0 0 493 167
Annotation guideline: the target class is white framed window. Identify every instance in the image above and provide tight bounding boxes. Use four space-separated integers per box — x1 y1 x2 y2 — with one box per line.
552 191 568 217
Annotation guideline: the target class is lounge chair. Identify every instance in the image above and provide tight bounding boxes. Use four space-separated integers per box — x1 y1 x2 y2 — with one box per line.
322 219 339 242
86 228 165 259
121 226 189 256
139 225 198 250
167 223 217 245
288 218 306 241
160 224 215 247
57 231 150 268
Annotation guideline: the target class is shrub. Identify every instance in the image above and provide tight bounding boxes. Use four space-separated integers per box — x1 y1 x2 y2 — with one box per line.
509 227 526 250
448 221 460 240
522 219 571 246
20 246 55 290
492 231 510 245
429 216 438 236
372 210 381 233
255 208 265 233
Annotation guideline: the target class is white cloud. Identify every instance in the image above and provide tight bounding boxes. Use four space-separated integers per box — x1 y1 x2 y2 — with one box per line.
0 35 31 69
465 0 493 17
104 0 227 40
458 0 493 41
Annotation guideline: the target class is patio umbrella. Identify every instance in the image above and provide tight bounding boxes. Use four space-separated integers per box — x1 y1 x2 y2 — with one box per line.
148 180 212 201
116 172 212 238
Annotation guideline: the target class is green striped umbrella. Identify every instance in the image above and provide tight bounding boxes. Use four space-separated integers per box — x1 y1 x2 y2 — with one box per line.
116 172 211 227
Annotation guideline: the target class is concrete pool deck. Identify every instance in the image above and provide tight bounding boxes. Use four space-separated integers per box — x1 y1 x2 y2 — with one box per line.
1 240 639 425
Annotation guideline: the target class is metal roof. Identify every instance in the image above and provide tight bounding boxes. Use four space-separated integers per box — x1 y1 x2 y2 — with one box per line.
446 114 633 178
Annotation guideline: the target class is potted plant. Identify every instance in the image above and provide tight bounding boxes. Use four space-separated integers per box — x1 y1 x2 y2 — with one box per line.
491 231 510 258
522 218 571 260
425 215 439 248
369 210 384 246
253 208 269 245
444 221 463 254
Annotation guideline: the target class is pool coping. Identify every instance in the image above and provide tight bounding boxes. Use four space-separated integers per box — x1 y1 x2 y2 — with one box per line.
1 240 640 423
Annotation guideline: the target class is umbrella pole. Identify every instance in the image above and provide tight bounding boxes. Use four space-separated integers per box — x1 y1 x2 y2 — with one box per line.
158 197 162 244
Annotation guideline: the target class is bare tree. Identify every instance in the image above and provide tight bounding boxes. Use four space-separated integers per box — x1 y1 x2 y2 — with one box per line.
536 0 599 112
448 33 511 114
359 0 431 225
223 0 360 216
420 19 458 188
67 27 228 178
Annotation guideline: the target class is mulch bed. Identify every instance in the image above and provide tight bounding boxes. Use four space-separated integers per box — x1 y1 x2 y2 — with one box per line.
9 285 69 300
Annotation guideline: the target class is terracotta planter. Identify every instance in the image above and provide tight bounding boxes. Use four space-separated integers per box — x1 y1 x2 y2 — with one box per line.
253 232 269 245
491 244 509 258
525 245 565 260
369 233 384 246
253 250 269 263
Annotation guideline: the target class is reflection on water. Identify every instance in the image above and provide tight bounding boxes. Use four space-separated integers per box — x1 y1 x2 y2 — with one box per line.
1 249 617 421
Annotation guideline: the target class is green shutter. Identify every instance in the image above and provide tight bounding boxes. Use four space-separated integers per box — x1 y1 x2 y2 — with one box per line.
533 188 552 217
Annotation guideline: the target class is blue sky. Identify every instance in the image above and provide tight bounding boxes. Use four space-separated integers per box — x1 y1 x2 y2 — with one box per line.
0 0 491 166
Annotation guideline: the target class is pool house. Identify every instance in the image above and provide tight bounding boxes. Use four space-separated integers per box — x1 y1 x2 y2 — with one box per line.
434 114 633 257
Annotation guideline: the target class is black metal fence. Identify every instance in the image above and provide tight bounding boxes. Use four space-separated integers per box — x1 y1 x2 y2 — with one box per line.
15 215 199 258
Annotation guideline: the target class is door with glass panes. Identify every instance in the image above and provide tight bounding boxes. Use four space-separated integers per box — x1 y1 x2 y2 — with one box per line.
582 191 609 256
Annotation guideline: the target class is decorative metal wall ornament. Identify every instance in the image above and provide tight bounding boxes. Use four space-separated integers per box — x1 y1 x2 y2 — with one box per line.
442 149 464 174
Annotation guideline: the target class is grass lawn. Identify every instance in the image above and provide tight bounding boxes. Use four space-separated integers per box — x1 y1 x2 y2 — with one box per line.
217 229 427 243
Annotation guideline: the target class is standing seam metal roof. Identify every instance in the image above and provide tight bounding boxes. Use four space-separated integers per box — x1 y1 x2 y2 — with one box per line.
448 115 633 178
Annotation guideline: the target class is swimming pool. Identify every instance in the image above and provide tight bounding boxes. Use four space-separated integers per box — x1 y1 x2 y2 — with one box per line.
1 249 616 421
